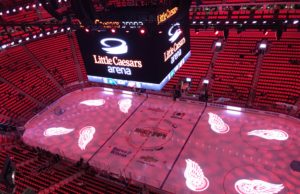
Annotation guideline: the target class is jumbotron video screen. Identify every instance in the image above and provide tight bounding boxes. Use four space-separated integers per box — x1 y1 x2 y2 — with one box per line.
76 12 191 90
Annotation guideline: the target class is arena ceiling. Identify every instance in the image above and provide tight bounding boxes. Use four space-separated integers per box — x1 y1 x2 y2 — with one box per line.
0 0 299 49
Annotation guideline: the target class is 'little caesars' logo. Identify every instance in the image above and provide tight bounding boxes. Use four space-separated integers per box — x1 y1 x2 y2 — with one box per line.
100 38 128 55
168 23 182 43
93 37 142 76
163 23 185 64
157 7 178 25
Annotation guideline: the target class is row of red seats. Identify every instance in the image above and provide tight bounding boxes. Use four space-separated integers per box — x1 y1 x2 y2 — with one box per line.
73 32 89 86
0 45 62 103
55 173 142 194
191 0 300 5
252 30 300 111
14 158 80 193
190 8 300 20
26 33 83 89
0 6 52 43
0 133 16 145
0 32 88 125
211 33 258 106
107 0 166 7
0 45 62 125
0 144 159 194
165 29 299 112
0 83 36 124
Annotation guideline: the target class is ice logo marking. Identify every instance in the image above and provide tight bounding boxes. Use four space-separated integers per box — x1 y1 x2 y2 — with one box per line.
235 179 284 194
247 129 288 141
118 99 132 113
208 112 230 134
184 159 209 192
80 99 106 106
44 127 74 137
100 38 128 55
78 126 96 150
168 23 182 43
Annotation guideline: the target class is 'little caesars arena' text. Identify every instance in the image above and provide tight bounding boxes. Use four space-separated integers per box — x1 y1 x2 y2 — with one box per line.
163 37 186 64
93 55 143 76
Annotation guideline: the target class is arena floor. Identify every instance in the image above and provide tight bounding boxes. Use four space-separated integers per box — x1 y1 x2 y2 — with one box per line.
23 87 300 193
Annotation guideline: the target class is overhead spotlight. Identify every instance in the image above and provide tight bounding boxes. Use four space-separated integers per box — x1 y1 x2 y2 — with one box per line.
226 106 242 112
1 44 7 49
208 21 212 24
32 4 36 8
0 12 2 15
216 21 220 24
203 79 209 84
67 27 71 31
284 20 288 23
26 37 30 41
233 21 237 24
225 21 229 24
12 8 16 12
252 20 257 24
158 30 163 34
139 28 146 34
39 3 42 7
19 7 23 11
60 28 64 32
214 30 219 35
126 30 130 33
293 20 299 24
18 39 22 43
111 28 116 33
263 20 267 24
33 35 37 39
192 21 196 24
259 43 267 49
200 21 204 24
6 10 10 14
46 31 51 35
11 41 15 46
58 0 62 3
39 33 43 37
84 28 89 33
216 41 222 47
25 5 30 9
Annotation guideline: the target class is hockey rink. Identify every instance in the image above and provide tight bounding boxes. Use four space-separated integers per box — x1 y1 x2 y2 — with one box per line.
23 87 300 193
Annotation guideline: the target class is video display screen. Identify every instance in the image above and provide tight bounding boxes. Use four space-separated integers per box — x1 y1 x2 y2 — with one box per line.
76 16 190 90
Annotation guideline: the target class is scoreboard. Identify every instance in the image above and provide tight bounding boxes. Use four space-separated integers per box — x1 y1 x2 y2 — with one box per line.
76 8 190 90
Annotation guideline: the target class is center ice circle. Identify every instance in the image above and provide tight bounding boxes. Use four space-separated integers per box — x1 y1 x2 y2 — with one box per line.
128 126 174 151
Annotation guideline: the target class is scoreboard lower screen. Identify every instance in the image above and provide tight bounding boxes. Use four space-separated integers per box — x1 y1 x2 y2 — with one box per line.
76 18 191 90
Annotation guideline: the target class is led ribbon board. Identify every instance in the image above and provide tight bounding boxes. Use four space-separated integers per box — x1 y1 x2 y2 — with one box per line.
76 14 190 90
